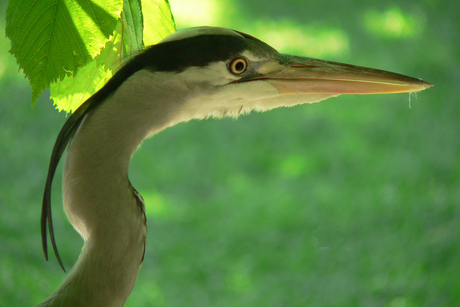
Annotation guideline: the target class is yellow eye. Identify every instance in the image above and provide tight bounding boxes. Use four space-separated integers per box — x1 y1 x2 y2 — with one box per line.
229 57 248 75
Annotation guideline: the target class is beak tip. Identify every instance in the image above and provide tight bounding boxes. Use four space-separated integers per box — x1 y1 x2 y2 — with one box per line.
413 79 434 91
424 81 434 88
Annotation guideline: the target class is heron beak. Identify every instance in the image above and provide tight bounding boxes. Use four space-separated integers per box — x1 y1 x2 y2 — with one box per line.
260 54 433 95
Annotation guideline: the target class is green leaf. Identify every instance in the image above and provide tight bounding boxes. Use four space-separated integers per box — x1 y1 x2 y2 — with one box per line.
122 0 145 55
49 0 176 113
142 0 176 46
5 0 122 104
50 21 123 112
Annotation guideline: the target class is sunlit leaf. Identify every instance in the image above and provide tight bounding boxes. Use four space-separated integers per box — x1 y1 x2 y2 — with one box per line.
122 0 145 55
50 0 176 113
142 0 176 46
50 21 124 113
5 0 122 104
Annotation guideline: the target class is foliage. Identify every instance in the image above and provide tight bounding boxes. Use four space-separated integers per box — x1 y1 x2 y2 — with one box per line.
5 0 175 112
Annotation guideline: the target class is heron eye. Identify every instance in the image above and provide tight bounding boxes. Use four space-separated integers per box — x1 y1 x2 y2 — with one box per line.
229 57 248 75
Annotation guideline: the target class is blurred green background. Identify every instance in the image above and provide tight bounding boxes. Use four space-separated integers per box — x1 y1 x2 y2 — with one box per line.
1 0 458 306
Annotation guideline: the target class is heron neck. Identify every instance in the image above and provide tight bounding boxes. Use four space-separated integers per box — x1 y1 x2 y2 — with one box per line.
62 70 186 230
48 70 183 306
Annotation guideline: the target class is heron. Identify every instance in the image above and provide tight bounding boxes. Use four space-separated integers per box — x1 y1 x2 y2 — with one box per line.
37 26 432 306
